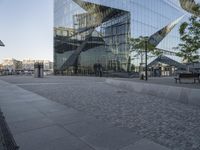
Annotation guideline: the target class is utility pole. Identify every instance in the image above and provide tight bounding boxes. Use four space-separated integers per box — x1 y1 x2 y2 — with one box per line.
145 40 148 81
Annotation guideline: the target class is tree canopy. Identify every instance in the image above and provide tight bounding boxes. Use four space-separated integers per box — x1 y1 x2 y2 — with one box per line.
176 15 200 63
129 36 162 56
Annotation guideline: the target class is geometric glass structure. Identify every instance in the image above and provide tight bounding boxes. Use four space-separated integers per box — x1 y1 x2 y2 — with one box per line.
54 0 186 74
148 55 187 69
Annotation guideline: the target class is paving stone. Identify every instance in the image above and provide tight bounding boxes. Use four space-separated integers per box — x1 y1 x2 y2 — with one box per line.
166 86 182 101
81 127 141 150
120 139 170 150
45 108 79 118
33 135 95 150
27 100 68 114
14 125 70 150
2 106 45 123
189 89 200 106
0 100 30 108
64 118 112 138
154 85 169 98
47 111 93 125
9 117 55 135
179 88 190 104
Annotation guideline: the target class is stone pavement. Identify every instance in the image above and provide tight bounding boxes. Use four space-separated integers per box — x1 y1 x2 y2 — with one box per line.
116 77 200 89
106 78 200 107
0 78 170 150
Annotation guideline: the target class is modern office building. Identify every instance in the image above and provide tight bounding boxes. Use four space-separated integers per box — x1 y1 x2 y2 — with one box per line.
54 0 190 75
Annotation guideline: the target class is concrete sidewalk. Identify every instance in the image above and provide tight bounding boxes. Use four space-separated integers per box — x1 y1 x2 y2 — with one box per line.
0 79 170 150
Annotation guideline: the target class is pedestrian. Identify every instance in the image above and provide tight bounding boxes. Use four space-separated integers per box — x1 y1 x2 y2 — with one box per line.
97 63 103 77
93 63 97 76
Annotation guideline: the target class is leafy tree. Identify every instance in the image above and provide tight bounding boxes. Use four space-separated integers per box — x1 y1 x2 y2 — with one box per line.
191 3 200 17
129 36 162 56
128 36 163 73
176 16 200 63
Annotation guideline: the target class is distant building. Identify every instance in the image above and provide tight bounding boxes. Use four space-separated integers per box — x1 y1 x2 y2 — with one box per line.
2 58 22 72
22 59 35 70
0 58 53 75
22 59 53 71
43 60 53 70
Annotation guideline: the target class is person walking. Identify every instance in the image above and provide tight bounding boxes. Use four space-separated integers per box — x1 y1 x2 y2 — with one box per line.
97 63 103 77
93 63 97 76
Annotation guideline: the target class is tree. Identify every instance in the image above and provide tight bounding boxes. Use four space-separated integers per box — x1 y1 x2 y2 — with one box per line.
129 36 162 56
176 15 200 63
129 36 162 73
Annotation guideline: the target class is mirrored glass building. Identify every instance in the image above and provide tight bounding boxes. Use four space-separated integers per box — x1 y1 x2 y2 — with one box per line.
54 0 187 75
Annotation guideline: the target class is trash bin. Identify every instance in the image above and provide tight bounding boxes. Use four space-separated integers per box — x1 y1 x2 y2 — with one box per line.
34 63 39 78
39 63 44 78
34 62 44 78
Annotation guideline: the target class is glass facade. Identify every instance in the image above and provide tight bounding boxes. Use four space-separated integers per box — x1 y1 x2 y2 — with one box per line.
54 0 186 74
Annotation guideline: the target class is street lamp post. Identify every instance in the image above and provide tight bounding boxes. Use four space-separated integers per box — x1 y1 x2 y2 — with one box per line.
145 40 148 81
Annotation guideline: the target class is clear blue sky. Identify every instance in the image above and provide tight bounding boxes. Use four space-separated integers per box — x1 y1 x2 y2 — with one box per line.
0 0 53 62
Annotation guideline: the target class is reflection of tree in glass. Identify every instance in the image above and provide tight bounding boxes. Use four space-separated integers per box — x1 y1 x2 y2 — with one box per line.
175 16 200 63
179 0 200 17
129 36 162 56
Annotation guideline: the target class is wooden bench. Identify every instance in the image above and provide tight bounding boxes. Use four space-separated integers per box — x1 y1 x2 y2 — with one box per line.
175 73 200 83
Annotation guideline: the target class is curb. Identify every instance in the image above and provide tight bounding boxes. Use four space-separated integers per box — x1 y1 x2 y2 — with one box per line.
106 79 200 106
